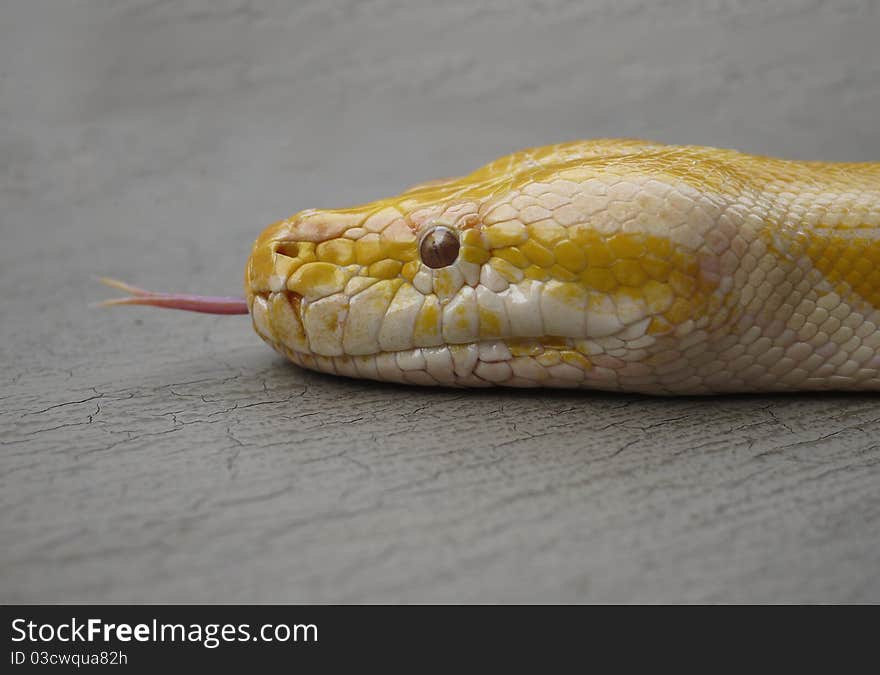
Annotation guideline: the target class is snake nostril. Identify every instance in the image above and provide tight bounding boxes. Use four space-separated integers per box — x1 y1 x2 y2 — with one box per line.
275 241 300 258
420 226 460 269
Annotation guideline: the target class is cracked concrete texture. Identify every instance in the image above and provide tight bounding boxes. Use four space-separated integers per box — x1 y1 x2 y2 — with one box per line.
2 0 879 602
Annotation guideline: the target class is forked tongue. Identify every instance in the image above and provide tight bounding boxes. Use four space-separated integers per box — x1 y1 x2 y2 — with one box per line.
97 277 249 315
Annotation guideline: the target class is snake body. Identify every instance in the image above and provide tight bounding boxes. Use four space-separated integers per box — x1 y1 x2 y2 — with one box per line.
244 139 880 394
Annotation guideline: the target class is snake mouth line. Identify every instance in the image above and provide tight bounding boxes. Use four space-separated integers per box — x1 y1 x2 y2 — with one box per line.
249 289 599 387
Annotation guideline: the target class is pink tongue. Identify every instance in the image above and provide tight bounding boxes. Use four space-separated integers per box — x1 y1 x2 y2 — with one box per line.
98 277 249 315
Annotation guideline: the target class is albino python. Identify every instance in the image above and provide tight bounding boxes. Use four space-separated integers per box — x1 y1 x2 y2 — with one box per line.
103 139 880 394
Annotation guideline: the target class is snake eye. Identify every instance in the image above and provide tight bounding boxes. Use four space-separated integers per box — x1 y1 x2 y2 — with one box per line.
419 226 460 269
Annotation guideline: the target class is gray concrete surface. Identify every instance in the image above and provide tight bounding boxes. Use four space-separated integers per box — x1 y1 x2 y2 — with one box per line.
2 0 879 603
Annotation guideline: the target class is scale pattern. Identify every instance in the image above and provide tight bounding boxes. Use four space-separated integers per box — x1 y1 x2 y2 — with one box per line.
244 140 880 394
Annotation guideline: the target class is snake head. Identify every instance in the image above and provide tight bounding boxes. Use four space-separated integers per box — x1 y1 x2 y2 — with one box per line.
245 140 727 388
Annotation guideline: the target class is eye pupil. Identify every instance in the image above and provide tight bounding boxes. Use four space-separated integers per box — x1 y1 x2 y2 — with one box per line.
420 226 460 269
